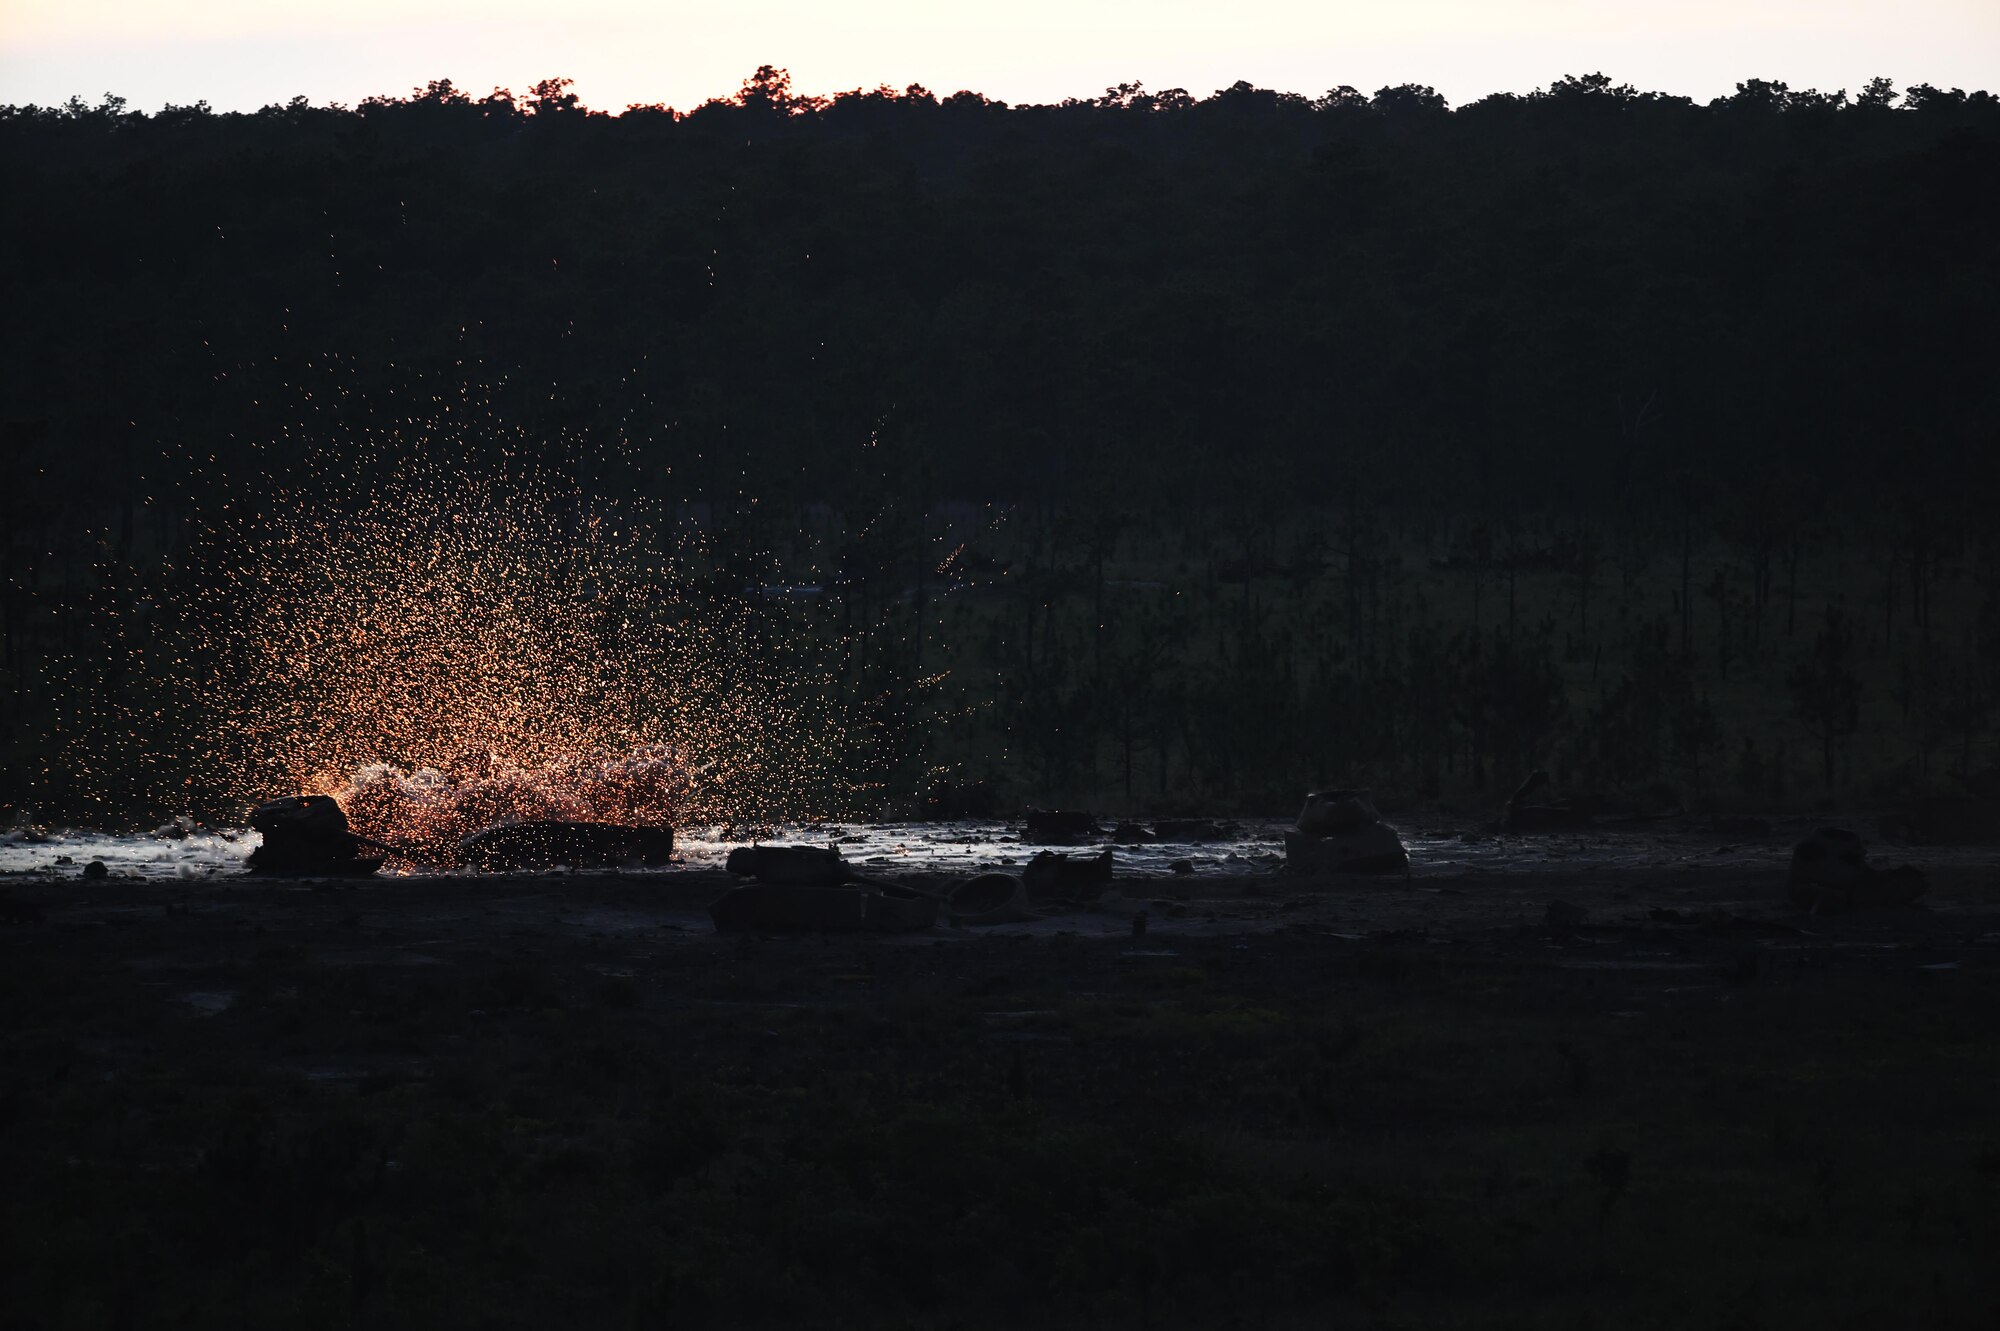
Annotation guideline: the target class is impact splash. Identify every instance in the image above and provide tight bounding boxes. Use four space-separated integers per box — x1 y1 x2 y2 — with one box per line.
130 410 860 864
318 748 697 869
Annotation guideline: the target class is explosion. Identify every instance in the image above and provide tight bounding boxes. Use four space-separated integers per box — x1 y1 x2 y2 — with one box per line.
149 417 857 868
325 749 695 869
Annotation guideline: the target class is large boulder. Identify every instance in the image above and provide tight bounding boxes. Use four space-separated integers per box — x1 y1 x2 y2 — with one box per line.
714 844 945 931
1285 826 1409 874
246 796 382 876
1024 809 1098 845
1022 848 1115 899
1151 818 1234 842
724 844 853 886
864 884 941 932
1788 827 1927 911
457 821 674 872
949 873 1032 926
1296 790 1382 836
249 794 347 839
1286 790 1410 874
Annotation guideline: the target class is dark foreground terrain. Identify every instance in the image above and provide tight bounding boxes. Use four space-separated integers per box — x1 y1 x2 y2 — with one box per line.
5 860 1999 1329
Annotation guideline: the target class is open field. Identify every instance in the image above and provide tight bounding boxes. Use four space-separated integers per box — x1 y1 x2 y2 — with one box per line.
5 847 1999 1328
6 77 1997 1331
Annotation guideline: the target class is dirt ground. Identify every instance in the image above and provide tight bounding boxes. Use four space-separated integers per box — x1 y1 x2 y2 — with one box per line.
5 856 1999 1328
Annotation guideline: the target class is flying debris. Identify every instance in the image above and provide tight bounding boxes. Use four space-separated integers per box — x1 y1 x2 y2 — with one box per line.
458 820 675 871
132 407 863 858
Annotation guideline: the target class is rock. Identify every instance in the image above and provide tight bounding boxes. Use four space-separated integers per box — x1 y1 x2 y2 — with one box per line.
1855 865 1930 908
1024 809 1098 845
1788 827 1928 911
1286 790 1410 874
1788 826 1868 892
950 873 1032 926
82 860 108 880
252 794 347 838
1169 859 1195 875
1296 791 1385 836
1284 827 1409 874
714 845 944 930
864 884 941 932
1544 900 1588 931
1111 821 1157 843
457 821 674 872
1022 848 1115 899
724 844 853 886
246 795 383 876
1151 818 1230 842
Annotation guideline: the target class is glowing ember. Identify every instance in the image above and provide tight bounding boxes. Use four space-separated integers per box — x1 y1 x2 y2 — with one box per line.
137 412 859 867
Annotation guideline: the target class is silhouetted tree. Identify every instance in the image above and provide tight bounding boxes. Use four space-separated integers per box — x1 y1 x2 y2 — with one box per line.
1789 607 1864 789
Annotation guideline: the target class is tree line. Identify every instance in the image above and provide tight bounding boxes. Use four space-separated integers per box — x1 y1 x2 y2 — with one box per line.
3 69 1997 820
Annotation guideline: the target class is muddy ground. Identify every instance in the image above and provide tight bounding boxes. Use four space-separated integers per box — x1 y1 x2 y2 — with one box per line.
5 856 1999 1328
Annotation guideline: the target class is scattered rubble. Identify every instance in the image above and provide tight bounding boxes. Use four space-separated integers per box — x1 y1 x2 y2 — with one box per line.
1024 809 1098 844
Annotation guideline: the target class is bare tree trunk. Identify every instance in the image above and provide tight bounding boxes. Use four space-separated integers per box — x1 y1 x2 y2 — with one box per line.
1786 534 1801 637
1345 483 1362 657
1881 548 1898 651
1680 501 1694 663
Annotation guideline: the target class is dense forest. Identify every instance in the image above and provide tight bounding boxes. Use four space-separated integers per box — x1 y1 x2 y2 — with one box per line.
4 69 1999 823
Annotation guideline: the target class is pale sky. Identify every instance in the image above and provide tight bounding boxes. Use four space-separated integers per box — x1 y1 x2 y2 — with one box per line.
2 0 1994 113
